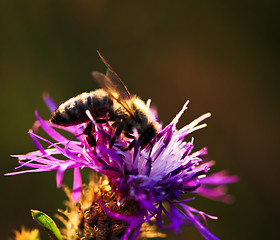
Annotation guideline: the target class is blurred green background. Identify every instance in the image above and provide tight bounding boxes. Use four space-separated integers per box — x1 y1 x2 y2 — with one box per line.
1 0 279 239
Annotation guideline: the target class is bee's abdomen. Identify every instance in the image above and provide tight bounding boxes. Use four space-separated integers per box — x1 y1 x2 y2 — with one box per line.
50 89 114 126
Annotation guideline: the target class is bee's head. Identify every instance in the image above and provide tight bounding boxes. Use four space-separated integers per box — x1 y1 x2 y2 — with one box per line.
138 124 158 147
129 96 159 147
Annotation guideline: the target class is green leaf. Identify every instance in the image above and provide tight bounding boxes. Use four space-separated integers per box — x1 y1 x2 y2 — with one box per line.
31 209 63 240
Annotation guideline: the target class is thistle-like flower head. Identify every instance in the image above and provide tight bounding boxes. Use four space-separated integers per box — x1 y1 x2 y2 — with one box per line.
7 94 238 240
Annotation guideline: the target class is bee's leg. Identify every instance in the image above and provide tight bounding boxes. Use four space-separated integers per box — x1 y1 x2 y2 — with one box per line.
95 119 107 123
148 142 153 157
144 143 154 176
83 121 93 136
125 133 135 139
126 139 135 151
95 117 116 124
138 126 156 147
109 120 124 148
125 138 154 152
83 121 96 147
123 132 135 151
108 116 117 122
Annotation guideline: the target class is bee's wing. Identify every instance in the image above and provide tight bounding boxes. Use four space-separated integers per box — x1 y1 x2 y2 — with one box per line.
97 50 131 100
92 71 135 118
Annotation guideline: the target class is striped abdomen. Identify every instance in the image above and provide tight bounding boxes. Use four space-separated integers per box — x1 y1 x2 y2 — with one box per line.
50 89 114 126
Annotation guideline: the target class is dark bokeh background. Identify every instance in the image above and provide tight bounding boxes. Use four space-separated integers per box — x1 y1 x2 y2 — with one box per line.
1 1 279 239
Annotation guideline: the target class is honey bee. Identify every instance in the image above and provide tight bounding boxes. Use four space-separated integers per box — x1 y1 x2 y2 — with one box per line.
50 51 159 148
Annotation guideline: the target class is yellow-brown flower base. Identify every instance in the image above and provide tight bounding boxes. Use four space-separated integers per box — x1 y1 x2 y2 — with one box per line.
57 174 165 240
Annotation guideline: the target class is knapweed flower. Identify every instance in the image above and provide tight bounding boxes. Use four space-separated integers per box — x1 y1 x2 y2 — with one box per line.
7 95 238 240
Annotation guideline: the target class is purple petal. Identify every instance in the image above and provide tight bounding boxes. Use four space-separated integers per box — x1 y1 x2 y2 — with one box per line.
181 205 220 240
72 167 82 202
35 111 82 151
56 161 76 187
29 130 86 166
56 167 65 188
121 218 143 240
42 93 57 113
28 131 60 161
5 168 51 176
199 170 239 185
197 185 234 203
169 100 189 126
